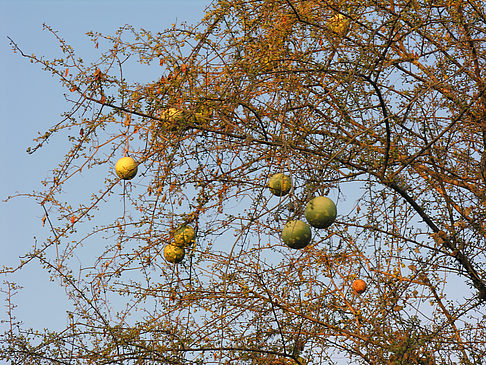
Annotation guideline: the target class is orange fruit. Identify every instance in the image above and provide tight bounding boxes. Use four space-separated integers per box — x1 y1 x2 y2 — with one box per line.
352 279 367 294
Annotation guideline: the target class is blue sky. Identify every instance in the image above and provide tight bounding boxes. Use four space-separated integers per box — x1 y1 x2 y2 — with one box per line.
0 0 211 337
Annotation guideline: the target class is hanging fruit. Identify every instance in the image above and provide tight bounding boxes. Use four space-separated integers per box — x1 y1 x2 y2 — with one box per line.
352 279 367 294
173 225 196 247
327 13 350 36
268 173 292 196
281 220 312 249
161 108 184 122
115 156 138 180
304 196 337 228
164 244 185 264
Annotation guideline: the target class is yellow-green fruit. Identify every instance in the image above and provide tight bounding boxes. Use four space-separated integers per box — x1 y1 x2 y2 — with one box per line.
164 244 185 264
115 157 138 180
304 196 337 228
268 173 292 196
161 108 184 122
174 225 196 247
305 196 337 229
327 13 350 36
281 220 312 249
194 107 213 124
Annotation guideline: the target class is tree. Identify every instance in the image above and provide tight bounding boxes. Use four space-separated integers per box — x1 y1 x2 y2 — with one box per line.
2 0 486 363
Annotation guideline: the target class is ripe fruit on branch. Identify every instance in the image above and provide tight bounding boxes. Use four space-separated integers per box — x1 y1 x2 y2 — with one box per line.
194 106 213 125
115 156 138 180
352 279 367 294
174 225 196 248
164 244 185 264
327 13 350 36
268 173 292 196
161 108 184 122
282 220 312 249
305 196 337 229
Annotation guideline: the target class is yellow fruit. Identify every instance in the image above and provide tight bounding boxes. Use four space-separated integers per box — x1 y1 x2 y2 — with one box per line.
268 173 292 196
173 225 196 247
115 156 138 180
304 196 337 229
281 220 312 249
161 108 184 122
327 13 350 36
164 244 185 264
352 279 367 294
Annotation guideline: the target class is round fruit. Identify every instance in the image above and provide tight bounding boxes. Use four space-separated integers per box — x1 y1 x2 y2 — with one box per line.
161 108 184 122
304 196 337 229
115 156 138 180
268 173 292 196
327 13 350 36
352 279 367 294
281 220 312 249
194 106 213 124
164 244 185 264
174 225 196 247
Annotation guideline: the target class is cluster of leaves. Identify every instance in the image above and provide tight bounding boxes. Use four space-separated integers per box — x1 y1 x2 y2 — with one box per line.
2 0 486 363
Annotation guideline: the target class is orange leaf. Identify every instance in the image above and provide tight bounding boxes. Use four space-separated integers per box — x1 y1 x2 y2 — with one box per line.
94 68 102 81
124 114 131 127
64 68 69 77
42 215 46 227
70 216 76 224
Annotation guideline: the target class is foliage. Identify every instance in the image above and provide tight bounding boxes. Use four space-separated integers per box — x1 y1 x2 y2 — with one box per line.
2 0 486 363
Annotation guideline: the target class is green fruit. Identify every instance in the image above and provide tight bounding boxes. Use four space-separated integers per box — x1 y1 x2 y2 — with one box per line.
174 225 196 247
115 156 138 180
194 106 213 124
281 220 312 249
304 196 337 229
164 244 185 264
268 173 292 196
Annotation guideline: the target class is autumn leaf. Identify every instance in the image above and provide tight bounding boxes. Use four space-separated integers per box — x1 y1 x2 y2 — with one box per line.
94 68 102 81
124 114 131 127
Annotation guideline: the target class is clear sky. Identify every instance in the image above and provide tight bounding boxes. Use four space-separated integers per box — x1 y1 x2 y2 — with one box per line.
0 0 212 342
